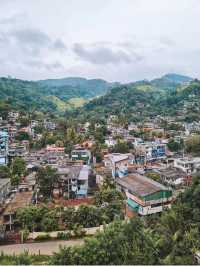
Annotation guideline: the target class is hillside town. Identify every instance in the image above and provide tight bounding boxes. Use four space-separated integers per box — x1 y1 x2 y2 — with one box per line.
1 0 200 263
0 110 199 245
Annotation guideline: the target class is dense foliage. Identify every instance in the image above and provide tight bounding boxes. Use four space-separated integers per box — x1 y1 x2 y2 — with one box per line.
52 175 200 265
0 77 112 114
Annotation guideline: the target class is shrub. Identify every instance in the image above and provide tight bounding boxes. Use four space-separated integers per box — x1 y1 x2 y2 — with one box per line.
57 231 71 240
35 233 51 241
72 224 86 238
20 228 30 243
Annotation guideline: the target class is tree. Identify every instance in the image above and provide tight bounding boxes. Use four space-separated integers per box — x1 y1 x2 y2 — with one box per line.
111 141 130 153
41 211 59 232
0 166 11 179
73 205 103 228
51 218 158 265
167 138 183 152
36 166 58 199
11 157 26 186
16 132 30 141
91 142 103 163
16 205 46 231
186 135 200 154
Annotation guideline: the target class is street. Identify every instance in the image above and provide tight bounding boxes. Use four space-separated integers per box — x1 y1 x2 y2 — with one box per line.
0 239 84 255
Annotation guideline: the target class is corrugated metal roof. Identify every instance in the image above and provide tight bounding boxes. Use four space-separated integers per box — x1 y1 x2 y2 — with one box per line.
116 173 171 197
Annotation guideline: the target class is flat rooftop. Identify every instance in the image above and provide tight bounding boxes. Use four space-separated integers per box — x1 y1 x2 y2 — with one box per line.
158 167 186 178
105 153 129 163
175 157 200 163
116 173 170 197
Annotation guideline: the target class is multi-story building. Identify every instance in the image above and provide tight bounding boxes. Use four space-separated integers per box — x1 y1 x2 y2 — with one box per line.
174 157 200 174
0 131 9 165
104 153 130 178
55 165 91 198
8 112 19 122
71 148 91 165
45 144 65 165
0 178 11 204
135 141 166 162
9 143 28 158
116 173 173 216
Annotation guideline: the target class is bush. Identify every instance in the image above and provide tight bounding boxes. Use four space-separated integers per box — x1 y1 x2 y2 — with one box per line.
20 228 30 243
35 233 51 241
57 231 71 240
72 224 86 238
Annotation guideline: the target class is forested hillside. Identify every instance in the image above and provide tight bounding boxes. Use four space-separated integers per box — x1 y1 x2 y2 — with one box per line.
0 73 196 118
75 75 200 123
0 77 113 114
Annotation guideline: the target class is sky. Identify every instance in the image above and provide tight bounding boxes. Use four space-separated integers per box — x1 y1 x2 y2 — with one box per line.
0 0 200 82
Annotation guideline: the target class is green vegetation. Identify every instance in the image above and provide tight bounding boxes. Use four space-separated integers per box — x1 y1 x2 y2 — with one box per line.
36 166 58 199
16 186 124 233
0 77 112 115
74 77 200 124
186 135 200 155
167 138 183 152
52 175 200 265
10 157 26 186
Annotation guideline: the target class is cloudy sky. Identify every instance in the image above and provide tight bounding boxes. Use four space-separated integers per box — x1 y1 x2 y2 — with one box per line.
0 0 200 82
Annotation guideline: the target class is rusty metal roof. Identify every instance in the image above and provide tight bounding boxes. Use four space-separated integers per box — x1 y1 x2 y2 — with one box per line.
116 173 170 197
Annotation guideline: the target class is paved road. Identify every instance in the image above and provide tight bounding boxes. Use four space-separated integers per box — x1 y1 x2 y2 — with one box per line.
0 239 84 255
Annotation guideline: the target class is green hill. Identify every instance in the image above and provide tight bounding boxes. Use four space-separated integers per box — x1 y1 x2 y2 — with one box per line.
74 75 200 122
0 76 113 114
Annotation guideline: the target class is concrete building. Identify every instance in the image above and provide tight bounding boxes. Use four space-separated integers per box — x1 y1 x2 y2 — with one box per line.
135 141 166 162
116 173 172 216
0 131 9 165
0 179 11 204
71 148 91 165
9 143 27 158
174 157 200 174
104 153 130 178
56 165 91 198
156 167 191 188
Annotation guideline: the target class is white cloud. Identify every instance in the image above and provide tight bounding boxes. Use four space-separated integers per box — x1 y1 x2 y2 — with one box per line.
0 0 200 81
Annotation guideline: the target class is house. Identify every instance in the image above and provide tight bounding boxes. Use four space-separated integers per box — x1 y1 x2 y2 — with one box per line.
105 137 117 147
116 173 173 216
135 141 166 162
45 144 65 165
8 112 19 122
104 153 130 178
128 123 139 132
9 126 18 139
2 191 33 231
55 165 91 198
71 148 91 165
156 167 191 188
9 143 28 158
174 157 200 174
0 131 9 165
0 179 11 204
43 120 56 130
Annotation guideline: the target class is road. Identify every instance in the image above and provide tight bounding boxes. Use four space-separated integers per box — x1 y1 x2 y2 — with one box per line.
0 239 84 255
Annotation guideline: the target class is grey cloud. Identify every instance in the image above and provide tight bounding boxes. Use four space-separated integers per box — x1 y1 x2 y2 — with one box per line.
73 43 142 65
54 39 67 51
12 28 51 46
24 59 64 71
7 28 67 55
